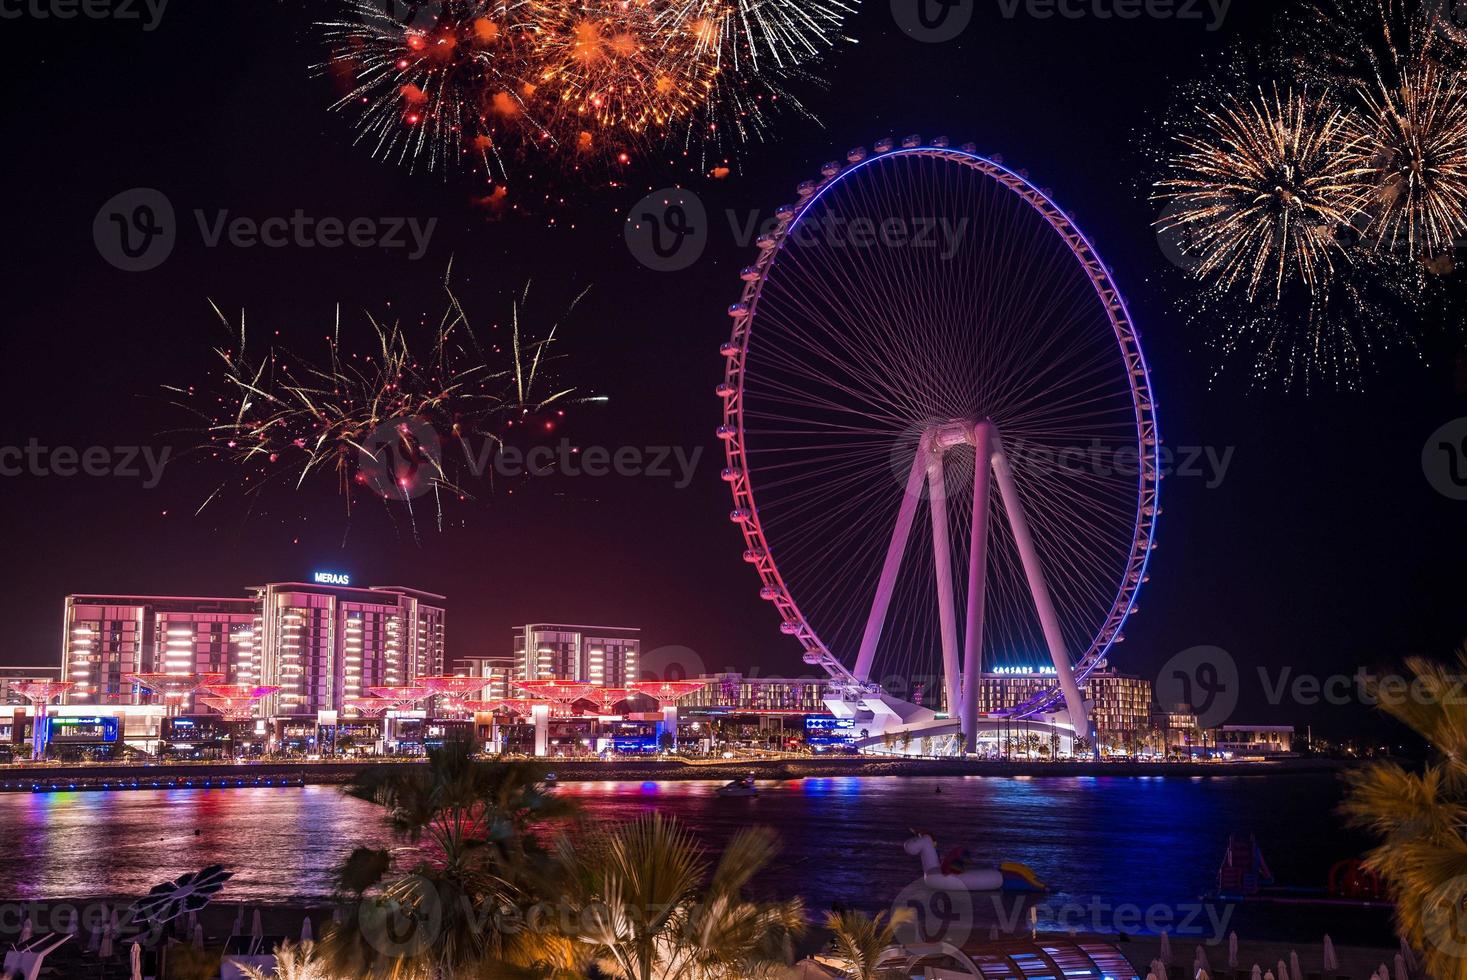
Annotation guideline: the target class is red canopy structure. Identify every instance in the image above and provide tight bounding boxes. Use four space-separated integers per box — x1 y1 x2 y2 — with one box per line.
196 684 280 721
343 697 393 717
628 681 705 750
414 676 489 718
627 680 705 708
588 687 632 716
127 673 226 713
364 686 433 712
14 681 76 760
515 679 595 716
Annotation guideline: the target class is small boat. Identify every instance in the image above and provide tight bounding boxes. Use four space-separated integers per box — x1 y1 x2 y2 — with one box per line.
543 772 558 786
716 775 758 797
904 833 1047 892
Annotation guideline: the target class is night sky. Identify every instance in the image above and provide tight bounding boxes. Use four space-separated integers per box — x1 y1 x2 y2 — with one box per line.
3 0 1465 735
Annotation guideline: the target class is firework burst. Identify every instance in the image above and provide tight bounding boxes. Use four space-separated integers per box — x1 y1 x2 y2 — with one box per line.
319 0 541 180
317 0 850 183
171 267 601 532
1154 83 1375 301
1305 0 1467 261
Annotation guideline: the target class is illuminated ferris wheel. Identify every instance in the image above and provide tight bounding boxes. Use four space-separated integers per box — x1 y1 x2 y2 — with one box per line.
717 136 1160 751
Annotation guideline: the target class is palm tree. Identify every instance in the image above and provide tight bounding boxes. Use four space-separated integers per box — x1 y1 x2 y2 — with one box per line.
239 941 333 980
1342 648 1467 980
822 909 914 980
321 741 576 979
546 812 806 979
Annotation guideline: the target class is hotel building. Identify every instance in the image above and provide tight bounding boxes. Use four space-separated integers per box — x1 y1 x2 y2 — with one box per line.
513 624 640 686
684 673 835 714
454 655 515 700
61 580 446 716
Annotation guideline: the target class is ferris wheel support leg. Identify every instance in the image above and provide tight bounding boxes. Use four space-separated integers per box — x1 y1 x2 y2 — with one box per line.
927 452 964 728
961 423 995 753
853 442 929 684
990 437 1092 744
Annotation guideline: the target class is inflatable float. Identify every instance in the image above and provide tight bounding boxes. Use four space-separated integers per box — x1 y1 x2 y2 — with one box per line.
904 833 1047 892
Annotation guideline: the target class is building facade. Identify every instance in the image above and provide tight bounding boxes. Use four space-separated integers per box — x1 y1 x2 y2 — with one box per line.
61 582 446 716
454 655 515 701
969 664 1154 736
513 624 639 686
684 673 834 714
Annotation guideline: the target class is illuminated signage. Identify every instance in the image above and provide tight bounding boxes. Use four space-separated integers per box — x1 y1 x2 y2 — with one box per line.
312 571 351 586
47 716 119 742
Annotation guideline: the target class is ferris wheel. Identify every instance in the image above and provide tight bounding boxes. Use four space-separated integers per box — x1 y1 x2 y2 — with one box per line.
717 136 1160 750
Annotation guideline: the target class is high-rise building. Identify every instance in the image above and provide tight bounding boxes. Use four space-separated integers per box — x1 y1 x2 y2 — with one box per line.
513 624 639 686
62 595 260 707
454 655 515 700
60 580 446 715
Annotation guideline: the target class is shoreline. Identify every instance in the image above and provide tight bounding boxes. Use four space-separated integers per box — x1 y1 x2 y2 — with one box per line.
0 755 1368 791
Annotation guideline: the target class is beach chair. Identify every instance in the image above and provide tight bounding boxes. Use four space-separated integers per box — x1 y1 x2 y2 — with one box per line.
2 933 70 980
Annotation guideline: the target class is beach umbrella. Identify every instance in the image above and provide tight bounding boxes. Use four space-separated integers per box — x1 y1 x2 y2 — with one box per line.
233 906 244 936
1323 935 1338 972
99 926 114 959
130 941 143 980
300 915 313 943
1228 932 1238 968
110 908 121 933
1151 957 1167 980
1147 973 1160 980
251 908 263 940
1290 949 1302 980
1394 953 1407 980
1251 965 1262 980
1400 939 1417 972
1197 972 1210 980
1161 930 1173 964
1277 958 1289 980
87 920 100 952
1263 971 1274 980
1378 963 1390 980
19 915 32 943
1196 945 1211 975
193 922 204 948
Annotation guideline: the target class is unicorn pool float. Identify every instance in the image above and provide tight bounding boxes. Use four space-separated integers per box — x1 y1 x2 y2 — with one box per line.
903 832 1048 893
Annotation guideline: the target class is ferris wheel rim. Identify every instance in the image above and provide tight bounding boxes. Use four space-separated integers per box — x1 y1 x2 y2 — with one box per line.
718 141 1161 719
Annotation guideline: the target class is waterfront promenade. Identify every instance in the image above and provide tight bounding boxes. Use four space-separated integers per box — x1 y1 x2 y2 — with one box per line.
0 754 1364 792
